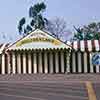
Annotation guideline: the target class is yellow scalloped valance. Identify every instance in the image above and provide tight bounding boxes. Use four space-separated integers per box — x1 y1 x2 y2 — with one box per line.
16 38 60 46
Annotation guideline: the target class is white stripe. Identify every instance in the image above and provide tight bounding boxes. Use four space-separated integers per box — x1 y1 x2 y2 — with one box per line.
28 53 32 74
2 54 5 74
80 40 85 51
73 41 78 51
23 53 26 74
89 53 94 73
38 52 42 73
50 52 53 73
87 40 92 51
12 53 16 74
94 40 99 51
33 53 37 74
55 52 59 73
96 65 99 73
84 52 88 73
78 52 82 73
44 52 48 73
72 52 76 73
61 51 64 73
17 54 21 74
7 53 11 74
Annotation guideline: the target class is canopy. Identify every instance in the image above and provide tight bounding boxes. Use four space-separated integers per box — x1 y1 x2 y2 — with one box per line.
6 29 71 51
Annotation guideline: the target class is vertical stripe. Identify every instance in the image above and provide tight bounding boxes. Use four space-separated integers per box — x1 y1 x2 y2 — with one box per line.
93 65 96 73
89 53 94 73
94 40 99 51
26 53 28 74
28 53 32 74
64 51 67 73
12 52 16 74
0 54 2 74
49 52 53 73
36 52 39 73
15 54 18 73
66 51 70 73
96 65 99 73
5 54 7 74
81 52 84 73
7 53 11 74
33 52 37 73
78 52 82 73
52 52 55 73
91 40 95 52
87 40 92 52
31 52 34 73
58 51 61 73
23 52 26 74
6 53 10 74
84 52 88 73
75 52 78 73
84 40 88 51
70 52 72 73
42 52 44 73
73 41 78 51
44 52 48 73
61 51 64 73
17 53 21 74
47 52 50 73
72 52 76 73
55 51 59 73
80 40 85 51
38 52 42 73
87 52 90 73
30 53 33 73
21 53 23 74
2 54 5 74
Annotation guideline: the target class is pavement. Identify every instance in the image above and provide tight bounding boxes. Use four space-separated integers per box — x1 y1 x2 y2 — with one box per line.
0 74 99 100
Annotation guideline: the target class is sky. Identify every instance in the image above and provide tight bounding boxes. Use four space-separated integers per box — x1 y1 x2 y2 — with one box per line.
0 0 100 43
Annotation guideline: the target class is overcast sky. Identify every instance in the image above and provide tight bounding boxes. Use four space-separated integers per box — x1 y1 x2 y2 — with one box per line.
0 0 100 43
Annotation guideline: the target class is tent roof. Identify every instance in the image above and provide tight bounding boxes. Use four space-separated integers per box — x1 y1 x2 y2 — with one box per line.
6 29 72 51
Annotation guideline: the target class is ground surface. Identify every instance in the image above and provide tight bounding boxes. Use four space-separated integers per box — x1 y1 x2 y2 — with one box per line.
0 74 99 100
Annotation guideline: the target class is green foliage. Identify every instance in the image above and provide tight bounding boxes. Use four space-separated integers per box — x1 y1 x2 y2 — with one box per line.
73 22 100 40
18 2 48 35
18 17 26 34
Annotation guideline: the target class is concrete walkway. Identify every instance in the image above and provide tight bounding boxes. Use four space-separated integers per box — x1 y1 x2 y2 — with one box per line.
0 74 99 82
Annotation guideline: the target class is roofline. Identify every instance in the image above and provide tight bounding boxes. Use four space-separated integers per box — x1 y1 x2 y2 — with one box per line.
5 28 37 51
5 28 72 51
42 29 72 48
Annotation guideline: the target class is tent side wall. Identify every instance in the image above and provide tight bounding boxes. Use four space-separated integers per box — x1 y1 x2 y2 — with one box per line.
5 49 69 74
70 51 100 73
69 40 100 73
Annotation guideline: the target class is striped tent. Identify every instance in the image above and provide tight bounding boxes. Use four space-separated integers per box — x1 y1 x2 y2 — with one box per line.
0 43 10 74
0 40 100 74
72 40 100 52
70 40 100 73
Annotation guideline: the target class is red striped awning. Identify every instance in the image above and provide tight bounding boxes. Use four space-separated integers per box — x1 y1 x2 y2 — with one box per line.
0 40 99 53
71 40 100 52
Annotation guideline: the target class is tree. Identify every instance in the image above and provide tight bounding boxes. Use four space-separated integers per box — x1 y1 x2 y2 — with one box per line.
18 2 48 36
73 22 100 40
18 2 71 42
46 17 72 42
